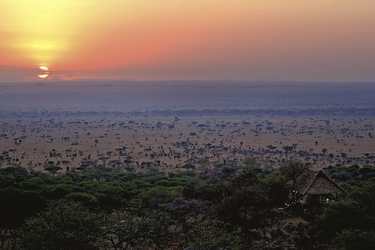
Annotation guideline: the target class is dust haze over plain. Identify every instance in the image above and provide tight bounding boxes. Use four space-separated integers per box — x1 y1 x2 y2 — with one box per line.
0 81 374 118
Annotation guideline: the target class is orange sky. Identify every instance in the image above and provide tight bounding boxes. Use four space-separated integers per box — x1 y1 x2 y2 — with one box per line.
1 0 375 82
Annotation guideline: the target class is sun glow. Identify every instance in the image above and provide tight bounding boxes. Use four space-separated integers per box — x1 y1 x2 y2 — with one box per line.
38 66 49 79
1 1 375 81
0 0 94 68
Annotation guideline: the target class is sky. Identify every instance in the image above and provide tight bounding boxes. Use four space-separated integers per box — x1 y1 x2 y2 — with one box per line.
0 0 375 82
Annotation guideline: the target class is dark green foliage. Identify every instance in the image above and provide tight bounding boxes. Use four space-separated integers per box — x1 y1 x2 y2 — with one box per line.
279 160 307 184
359 165 375 174
18 200 107 250
262 174 288 205
346 181 375 215
182 178 228 203
182 162 196 170
314 201 367 240
334 229 375 250
1 162 375 249
230 171 260 188
190 222 249 250
49 184 76 199
324 164 375 182
0 166 28 177
168 170 196 178
65 192 99 208
314 189 375 248
0 187 46 230
183 171 271 229
105 210 176 250
44 165 63 175
218 171 270 227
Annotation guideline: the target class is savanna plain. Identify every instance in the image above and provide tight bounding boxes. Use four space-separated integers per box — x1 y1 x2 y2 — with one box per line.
1 81 375 249
1 81 374 172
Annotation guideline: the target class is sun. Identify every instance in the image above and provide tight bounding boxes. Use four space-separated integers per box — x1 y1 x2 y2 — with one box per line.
38 66 49 79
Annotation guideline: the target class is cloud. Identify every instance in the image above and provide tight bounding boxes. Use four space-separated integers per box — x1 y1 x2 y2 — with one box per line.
0 65 32 82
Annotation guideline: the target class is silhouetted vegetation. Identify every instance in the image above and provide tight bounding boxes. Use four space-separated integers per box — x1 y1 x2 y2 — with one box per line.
0 162 374 249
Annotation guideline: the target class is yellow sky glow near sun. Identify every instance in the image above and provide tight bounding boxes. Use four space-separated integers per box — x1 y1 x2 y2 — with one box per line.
0 0 375 81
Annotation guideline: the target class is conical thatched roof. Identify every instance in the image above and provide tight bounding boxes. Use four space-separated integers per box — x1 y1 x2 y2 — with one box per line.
293 169 344 195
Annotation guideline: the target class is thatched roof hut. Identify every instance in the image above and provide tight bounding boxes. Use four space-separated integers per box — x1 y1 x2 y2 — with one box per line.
293 169 344 195
288 169 344 206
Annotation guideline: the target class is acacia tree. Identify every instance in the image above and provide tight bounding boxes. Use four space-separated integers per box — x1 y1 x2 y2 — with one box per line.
218 171 268 226
44 165 62 176
197 157 210 170
279 160 307 186
282 146 294 157
105 210 176 250
243 157 259 170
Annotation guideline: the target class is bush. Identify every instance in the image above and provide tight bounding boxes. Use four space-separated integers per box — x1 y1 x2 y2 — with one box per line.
334 229 375 250
314 200 371 241
65 192 99 208
18 200 107 250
